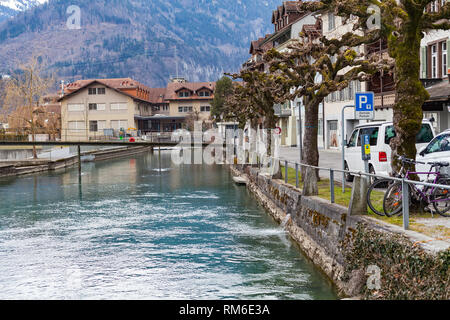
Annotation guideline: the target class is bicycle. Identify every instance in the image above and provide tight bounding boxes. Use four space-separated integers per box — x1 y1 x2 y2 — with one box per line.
383 157 450 217
366 156 409 216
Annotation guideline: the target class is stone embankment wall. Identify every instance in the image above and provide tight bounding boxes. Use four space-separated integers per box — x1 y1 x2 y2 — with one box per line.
231 165 450 299
0 146 152 177
0 149 35 160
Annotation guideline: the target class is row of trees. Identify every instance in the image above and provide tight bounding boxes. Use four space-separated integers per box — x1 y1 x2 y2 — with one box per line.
212 0 450 195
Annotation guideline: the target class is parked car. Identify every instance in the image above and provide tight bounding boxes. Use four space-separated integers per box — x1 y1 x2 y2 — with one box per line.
344 120 435 181
416 129 450 179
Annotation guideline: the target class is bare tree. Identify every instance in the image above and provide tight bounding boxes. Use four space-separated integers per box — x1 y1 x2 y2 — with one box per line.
3 56 54 158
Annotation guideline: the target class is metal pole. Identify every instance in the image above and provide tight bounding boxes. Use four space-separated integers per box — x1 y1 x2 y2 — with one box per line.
295 163 299 188
77 144 81 174
285 160 288 183
330 169 335 203
158 137 161 173
341 105 355 194
402 179 409 230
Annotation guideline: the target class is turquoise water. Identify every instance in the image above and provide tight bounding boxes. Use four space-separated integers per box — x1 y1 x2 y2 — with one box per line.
0 152 337 300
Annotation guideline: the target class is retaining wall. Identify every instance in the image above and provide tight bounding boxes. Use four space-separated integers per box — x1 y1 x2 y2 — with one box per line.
232 165 450 298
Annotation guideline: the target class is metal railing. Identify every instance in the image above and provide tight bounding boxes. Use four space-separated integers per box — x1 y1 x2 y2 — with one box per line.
276 158 450 230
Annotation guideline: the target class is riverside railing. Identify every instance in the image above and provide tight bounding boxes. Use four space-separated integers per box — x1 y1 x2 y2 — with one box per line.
277 159 450 231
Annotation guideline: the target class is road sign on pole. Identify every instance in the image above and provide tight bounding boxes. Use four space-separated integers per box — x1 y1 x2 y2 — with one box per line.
355 92 375 120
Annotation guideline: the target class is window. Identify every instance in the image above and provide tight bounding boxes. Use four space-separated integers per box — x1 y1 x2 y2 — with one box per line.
97 120 106 131
110 120 128 130
97 88 106 95
200 106 211 112
328 12 335 31
88 88 97 95
183 106 193 112
67 104 84 112
442 42 447 77
178 91 190 98
348 81 354 99
198 91 211 97
89 121 98 132
385 124 434 145
432 44 438 78
358 127 379 146
110 103 128 110
178 107 183 113
431 0 438 12
425 134 450 154
68 121 85 131
89 103 105 111
416 124 434 144
348 129 359 147
385 126 396 145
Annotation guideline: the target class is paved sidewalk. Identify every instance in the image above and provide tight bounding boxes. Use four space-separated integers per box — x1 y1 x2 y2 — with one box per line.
278 146 344 181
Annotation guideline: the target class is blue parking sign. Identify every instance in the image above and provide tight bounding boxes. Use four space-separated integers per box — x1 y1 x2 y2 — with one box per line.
355 92 375 120
355 92 374 111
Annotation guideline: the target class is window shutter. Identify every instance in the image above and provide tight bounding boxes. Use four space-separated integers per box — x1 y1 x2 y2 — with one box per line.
420 46 427 79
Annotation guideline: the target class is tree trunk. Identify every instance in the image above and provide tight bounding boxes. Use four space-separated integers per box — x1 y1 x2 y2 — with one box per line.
302 97 320 196
265 115 277 157
389 22 428 178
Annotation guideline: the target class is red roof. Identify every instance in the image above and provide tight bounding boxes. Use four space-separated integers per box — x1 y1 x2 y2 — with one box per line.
60 78 154 103
148 88 167 104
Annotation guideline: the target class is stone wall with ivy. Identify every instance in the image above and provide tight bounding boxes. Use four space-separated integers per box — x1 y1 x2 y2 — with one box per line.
235 164 450 299
344 224 449 300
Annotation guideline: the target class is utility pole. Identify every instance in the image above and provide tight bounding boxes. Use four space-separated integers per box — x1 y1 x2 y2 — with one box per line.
175 46 179 79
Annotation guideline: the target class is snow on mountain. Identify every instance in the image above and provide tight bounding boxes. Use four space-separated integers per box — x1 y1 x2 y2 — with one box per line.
0 0 47 11
0 0 47 22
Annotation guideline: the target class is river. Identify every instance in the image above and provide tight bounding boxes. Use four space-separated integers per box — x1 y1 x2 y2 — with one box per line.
0 151 337 300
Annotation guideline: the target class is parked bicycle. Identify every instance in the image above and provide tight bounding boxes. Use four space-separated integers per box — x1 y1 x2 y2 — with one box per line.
383 157 450 217
367 166 405 217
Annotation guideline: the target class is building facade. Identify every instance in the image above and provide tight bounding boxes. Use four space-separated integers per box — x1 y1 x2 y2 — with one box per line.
59 78 215 140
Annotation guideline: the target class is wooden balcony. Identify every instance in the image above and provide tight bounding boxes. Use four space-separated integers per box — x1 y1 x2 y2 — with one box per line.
374 91 396 109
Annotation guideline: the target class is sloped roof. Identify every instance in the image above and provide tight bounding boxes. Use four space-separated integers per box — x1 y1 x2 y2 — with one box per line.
426 80 450 101
165 82 216 100
148 88 167 104
59 78 153 103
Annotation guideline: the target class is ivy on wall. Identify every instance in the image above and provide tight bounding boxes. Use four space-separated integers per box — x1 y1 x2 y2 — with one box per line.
344 224 449 300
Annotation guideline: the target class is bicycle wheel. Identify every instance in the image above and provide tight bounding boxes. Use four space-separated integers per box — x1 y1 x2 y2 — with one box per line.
383 182 409 217
431 178 450 217
367 178 391 216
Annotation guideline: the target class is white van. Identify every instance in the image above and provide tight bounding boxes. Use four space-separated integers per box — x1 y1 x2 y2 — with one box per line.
344 120 435 181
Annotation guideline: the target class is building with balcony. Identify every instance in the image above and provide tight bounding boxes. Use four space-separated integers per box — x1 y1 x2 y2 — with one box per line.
59 77 216 140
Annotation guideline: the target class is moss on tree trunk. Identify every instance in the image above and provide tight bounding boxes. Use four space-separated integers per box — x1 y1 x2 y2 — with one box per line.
302 97 320 196
388 10 430 176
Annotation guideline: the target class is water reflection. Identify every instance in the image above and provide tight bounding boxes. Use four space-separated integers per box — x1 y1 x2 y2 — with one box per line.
0 151 337 300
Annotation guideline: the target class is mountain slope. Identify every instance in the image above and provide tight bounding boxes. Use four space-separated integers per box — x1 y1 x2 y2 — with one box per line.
0 0 279 87
0 0 47 22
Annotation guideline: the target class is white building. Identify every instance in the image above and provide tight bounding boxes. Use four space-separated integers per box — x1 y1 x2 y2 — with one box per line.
321 12 366 150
